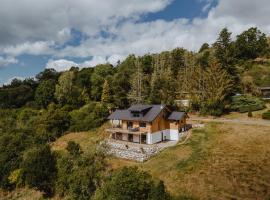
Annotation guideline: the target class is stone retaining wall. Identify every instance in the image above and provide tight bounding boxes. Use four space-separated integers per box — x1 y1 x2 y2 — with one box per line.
106 140 164 162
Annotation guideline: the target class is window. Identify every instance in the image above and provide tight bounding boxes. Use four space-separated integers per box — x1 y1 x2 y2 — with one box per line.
139 122 146 128
133 112 140 117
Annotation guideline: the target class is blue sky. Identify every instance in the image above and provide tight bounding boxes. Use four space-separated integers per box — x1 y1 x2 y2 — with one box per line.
0 0 269 85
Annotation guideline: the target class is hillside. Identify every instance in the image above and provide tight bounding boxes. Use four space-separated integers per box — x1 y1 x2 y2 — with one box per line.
48 118 270 200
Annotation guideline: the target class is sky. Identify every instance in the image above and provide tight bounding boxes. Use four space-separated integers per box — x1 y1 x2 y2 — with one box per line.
0 0 270 85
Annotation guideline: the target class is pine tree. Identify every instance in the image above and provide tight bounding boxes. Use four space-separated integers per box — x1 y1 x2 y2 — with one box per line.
101 79 110 103
201 61 233 115
213 28 237 82
128 59 145 104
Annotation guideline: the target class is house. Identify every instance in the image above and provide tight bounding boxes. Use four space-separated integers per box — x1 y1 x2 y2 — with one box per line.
259 87 270 100
106 104 188 145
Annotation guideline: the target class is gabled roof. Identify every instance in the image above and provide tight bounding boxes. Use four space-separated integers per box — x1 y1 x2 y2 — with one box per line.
128 105 152 112
108 104 166 122
168 111 186 121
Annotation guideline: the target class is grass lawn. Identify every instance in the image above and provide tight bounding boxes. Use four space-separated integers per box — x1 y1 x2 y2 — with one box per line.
108 123 270 200
48 121 270 199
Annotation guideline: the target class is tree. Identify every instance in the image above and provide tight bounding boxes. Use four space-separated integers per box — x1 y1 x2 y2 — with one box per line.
36 68 60 82
35 80 56 108
94 167 170 200
111 55 135 108
200 61 233 116
35 104 71 142
235 27 269 60
21 145 56 196
91 64 114 101
171 48 185 77
213 28 236 80
128 59 145 104
101 79 110 103
0 130 35 188
55 71 79 105
56 149 107 200
199 43 210 53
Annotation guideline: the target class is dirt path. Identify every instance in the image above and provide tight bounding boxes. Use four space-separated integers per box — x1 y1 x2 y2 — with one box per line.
190 117 270 126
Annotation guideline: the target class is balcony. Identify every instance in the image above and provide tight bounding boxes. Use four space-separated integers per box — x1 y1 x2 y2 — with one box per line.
106 126 147 135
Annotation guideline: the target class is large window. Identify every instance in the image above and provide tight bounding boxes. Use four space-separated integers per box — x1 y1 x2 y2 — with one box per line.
139 122 146 127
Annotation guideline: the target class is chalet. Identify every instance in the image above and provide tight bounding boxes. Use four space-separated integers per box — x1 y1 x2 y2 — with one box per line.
107 104 188 145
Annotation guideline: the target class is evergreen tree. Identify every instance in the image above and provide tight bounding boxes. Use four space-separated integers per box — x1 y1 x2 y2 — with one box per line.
213 28 236 75
201 61 233 116
101 79 110 103
128 59 145 104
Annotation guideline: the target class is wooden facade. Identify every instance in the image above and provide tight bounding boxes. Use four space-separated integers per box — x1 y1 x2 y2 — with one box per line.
107 105 188 144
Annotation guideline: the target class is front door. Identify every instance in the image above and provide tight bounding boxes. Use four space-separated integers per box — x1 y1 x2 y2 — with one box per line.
128 134 133 142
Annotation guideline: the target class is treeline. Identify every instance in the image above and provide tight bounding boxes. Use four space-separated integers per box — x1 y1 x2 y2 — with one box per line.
1 27 269 113
0 26 269 199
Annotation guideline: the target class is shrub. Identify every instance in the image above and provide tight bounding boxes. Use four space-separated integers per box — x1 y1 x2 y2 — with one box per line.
248 110 253 117
69 103 109 132
20 145 56 196
56 148 107 200
94 167 171 200
262 110 270 120
230 95 265 113
66 141 82 156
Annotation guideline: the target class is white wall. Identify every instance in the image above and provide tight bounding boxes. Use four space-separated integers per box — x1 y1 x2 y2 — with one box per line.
170 129 180 141
147 132 162 144
147 129 181 144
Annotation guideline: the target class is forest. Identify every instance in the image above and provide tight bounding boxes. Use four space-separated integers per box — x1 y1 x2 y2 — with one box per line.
0 27 270 199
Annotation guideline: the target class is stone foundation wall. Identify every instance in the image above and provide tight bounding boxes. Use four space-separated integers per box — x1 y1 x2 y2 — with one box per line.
106 141 164 162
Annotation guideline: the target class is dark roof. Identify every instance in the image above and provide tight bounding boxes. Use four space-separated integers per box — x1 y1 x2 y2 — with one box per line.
260 87 270 90
108 104 166 122
168 111 186 121
128 105 152 112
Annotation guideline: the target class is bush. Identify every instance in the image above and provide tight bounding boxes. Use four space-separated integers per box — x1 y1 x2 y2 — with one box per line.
248 111 253 117
20 145 56 196
94 167 171 200
0 130 35 189
69 103 109 132
230 95 265 113
56 147 107 200
262 110 270 120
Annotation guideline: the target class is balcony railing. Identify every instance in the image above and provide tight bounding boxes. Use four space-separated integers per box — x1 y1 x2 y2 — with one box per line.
106 126 147 135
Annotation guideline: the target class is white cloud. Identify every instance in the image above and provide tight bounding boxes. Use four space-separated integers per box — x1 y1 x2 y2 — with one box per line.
5 76 25 85
0 56 18 67
1 0 270 70
45 59 78 72
2 41 55 56
46 55 125 72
